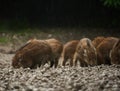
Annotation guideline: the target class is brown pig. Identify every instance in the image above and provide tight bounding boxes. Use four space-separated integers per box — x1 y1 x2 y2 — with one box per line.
96 37 118 65
62 40 79 66
27 38 63 68
73 38 97 67
45 38 63 68
110 39 120 64
12 40 54 69
92 36 105 48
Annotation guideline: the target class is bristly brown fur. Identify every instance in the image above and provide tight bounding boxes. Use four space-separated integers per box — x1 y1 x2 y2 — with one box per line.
96 37 118 65
73 38 97 67
92 36 105 48
45 38 63 68
62 40 79 66
110 39 120 64
12 40 54 69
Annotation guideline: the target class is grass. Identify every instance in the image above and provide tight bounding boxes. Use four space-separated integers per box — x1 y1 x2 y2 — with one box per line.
0 37 9 43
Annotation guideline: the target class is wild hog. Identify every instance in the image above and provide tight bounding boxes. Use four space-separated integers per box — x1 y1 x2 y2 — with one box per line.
45 38 63 68
96 37 118 65
27 38 63 68
110 39 120 64
92 36 105 48
62 40 79 66
12 40 54 69
73 38 97 67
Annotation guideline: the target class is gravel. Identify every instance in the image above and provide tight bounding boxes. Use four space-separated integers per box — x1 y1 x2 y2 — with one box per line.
0 53 120 91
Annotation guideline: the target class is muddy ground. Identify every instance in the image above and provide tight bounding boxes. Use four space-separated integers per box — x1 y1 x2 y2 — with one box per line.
0 28 120 91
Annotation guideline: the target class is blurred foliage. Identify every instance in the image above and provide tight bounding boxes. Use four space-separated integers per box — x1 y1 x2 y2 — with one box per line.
0 37 9 43
101 0 120 7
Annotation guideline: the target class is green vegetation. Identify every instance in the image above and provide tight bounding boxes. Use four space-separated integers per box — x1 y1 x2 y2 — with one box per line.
101 0 120 7
0 37 9 43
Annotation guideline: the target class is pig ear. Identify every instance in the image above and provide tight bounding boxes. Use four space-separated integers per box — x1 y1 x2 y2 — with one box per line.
87 39 92 47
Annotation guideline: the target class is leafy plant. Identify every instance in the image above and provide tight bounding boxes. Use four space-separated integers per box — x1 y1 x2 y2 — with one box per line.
101 0 120 7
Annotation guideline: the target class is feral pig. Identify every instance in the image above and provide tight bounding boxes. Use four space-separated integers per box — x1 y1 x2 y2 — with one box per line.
62 40 79 66
110 39 120 64
96 37 118 65
73 38 97 67
45 38 63 68
27 38 63 68
12 40 54 69
92 36 105 48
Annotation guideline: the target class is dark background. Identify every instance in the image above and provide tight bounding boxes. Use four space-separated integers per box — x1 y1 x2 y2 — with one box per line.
0 0 120 28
